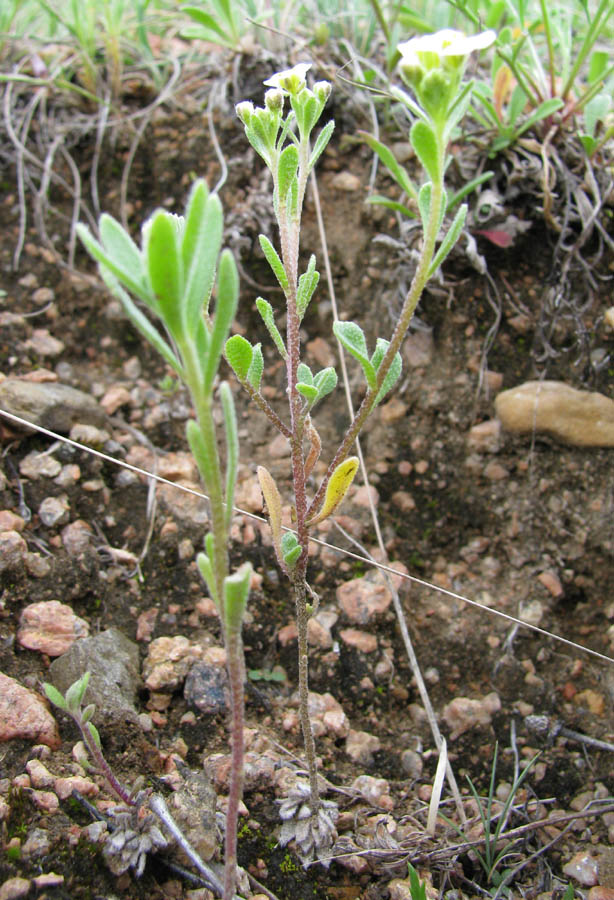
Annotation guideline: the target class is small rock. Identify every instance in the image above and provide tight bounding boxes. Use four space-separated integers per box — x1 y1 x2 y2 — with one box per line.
307 617 334 649
38 495 70 527
483 461 508 480
0 379 105 433
538 570 563 597
351 774 392 808
25 328 64 357
25 553 51 578
268 433 291 457
32 874 64 890
339 628 377 653
467 419 501 453
184 662 228 715
336 573 392 623
30 790 59 813
158 482 209 525
19 451 61 479
158 452 198 482
167 768 217 863
54 775 99 801
69 423 110 448
346 730 381 765
401 749 423 779
0 877 31 900
391 490 416 512
49 628 140 725
0 531 27 572
331 171 361 191
574 689 605 716
0 673 61 749
307 691 349 738
25 760 55 789
100 385 132 415
563 851 599 886
518 599 544 627
0 510 25 532
136 608 158 642
379 396 408 424
21 827 51 859
495 381 614 446
61 519 93 555
18 601 89 656
588 889 614 900
402 329 433 368
143 636 202 691
443 692 501 740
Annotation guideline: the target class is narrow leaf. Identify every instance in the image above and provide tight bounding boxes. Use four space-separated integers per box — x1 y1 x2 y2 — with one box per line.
309 119 335 171
365 195 417 218
146 210 183 337
247 343 264 391
86 721 101 749
186 418 215 488
428 204 468 278
77 223 152 309
43 682 67 711
225 334 253 381
220 381 238 529
410 120 440 183
256 297 287 359
333 320 376 389
204 249 239 391
306 457 359 527
371 338 402 406
223 562 252 632
259 234 289 293
99 214 144 285
281 532 301 569
358 131 418 202
182 181 223 333
278 144 299 202
258 466 284 566
296 255 320 318
197 550 217 606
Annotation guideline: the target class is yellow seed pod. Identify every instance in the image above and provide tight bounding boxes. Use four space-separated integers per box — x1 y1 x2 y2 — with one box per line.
257 466 283 562
306 456 359 527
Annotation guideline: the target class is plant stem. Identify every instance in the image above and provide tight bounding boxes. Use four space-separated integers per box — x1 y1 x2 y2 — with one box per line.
223 625 246 900
292 574 321 810
80 721 134 806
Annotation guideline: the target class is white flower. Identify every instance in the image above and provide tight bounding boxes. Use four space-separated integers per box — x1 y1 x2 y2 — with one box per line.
398 29 496 66
263 62 311 93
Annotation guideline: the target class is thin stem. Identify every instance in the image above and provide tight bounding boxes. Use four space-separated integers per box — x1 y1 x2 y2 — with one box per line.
79 720 134 806
537 0 556 98
292 575 321 810
560 0 613 100
223 626 246 900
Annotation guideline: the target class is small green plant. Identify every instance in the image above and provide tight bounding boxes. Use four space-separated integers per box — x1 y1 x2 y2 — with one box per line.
442 743 540 893
182 0 246 52
406 863 428 900
76 179 249 900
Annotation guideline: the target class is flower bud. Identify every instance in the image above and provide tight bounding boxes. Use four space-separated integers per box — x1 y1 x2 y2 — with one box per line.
313 81 331 104
235 100 254 126
264 88 284 112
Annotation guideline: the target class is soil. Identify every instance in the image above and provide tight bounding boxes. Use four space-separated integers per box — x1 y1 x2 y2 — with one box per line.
1 49 614 900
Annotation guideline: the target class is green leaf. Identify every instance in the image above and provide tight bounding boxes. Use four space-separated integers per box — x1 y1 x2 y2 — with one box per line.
278 144 299 202
64 672 90 713
98 271 183 376
297 363 313 385
410 120 440 183
197 549 216 605
418 182 432 231
428 203 467 278
247 342 264 391
309 120 335 170
281 531 302 568
357 131 418 202
259 234 288 293
296 255 319 319
146 210 184 337
81 704 96 724
371 338 402 406
77 223 152 309
204 249 239 391
256 297 287 359
365 195 416 218
297 383 318 403
99 214 144 287
447 171 493 212
186 418 216 487
43 682 67 711
313 367 337 402
333 320 376 389
86 721 101 749
220 381 238 529
223 562 252 632
182 181 223 334
225 334 253 380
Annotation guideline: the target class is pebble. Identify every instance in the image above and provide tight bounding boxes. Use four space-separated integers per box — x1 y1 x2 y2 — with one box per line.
25 760 54 789
345 729 381 765
391 490 416 512
167 768 217 863
30 790 59 813
588 889 614 900
483 461 508 480
0 673 61 749
336 573 392 623
0 531 27 572
32 874 63 890
49 627 140 725
38 495 70 527
54 775 99 801
19 451 61 479
69 423 110 448
402 329 433 367
136 607 158 641
518 599 545 627
306 691 349 738
339 628 378 653
563 851 599 885
495 380 614 446
267 433 291 458
379 396 408 424
0 510 25 532
0 379 105 432
18 600 89 656
351 774 393 808
331 171 361 191
467 419 501 453
21 827 51 859
0 878 31 900
25 328 64 357
401 749 423 779
158 452 198 482
184 662 228 715
538 570 563 597
574 689 605 716
100 385 132 415
158 481 209 525
25 553 51 578
61 519 93 555
442 692 501 740
306 337 336 367
143 636 203 691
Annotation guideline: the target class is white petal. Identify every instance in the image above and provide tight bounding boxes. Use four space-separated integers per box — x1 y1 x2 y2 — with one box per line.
263 63 312 89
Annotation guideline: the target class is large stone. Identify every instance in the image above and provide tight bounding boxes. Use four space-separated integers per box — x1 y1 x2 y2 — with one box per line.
0 379 106 433
18 600 89 656
0 673 61 749
495 381 614 446
49 628 140 725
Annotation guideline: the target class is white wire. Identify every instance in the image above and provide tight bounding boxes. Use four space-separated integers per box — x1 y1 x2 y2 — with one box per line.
2 407 613 666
